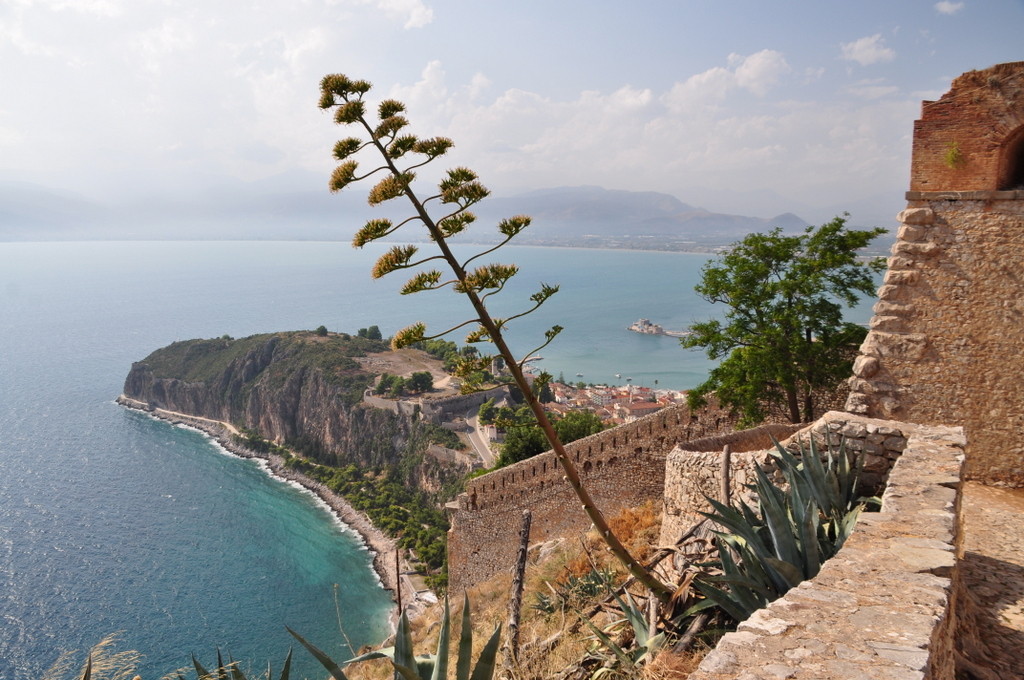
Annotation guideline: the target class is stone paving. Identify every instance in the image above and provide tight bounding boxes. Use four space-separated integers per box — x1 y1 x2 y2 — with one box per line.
957 482 1024 679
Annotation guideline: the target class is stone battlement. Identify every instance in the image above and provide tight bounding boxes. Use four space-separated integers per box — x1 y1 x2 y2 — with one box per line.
446 400 738 591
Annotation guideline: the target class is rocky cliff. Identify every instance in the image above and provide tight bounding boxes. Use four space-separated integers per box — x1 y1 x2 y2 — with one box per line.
122 331 441 470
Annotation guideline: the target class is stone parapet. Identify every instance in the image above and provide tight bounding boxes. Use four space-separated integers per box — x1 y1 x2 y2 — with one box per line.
660 412 915 567
684 419 965 680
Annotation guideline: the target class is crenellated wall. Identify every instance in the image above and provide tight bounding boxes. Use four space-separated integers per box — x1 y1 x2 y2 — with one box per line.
446 400 738 592
846 61 1024 487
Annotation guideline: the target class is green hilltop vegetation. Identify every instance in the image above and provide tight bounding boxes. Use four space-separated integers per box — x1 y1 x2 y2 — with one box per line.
127 329 465 583
140 330 388 404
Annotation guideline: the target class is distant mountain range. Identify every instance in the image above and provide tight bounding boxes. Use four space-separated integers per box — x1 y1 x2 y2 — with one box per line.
470 186 810 247
0 180 816 249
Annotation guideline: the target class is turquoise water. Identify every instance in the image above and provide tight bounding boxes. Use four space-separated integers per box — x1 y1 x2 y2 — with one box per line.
0 240 876 678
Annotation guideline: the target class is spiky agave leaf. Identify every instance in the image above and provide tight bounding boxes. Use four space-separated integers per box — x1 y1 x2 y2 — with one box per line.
430 598 452 680
468 623 502 680
393 610 419 679
285 627 349 680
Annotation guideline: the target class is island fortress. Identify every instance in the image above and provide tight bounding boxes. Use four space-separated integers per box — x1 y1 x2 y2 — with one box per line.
448 62 1024 679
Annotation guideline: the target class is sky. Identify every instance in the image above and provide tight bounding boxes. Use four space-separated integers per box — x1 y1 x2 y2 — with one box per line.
1 0 1023 230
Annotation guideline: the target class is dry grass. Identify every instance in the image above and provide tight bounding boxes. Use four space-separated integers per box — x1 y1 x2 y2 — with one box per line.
340 500 712 680
42 634 144 680
343 500 690 680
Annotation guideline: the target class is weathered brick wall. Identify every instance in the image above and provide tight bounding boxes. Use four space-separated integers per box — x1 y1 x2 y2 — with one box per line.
446 401 738 592
909 61 1024 192
847 61 1024 487
683 418 966 680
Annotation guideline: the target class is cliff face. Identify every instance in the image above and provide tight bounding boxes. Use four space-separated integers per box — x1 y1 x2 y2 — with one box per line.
122 332 424 468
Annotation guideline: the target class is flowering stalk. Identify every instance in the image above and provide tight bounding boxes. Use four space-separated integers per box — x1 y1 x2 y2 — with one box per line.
319 74 672 602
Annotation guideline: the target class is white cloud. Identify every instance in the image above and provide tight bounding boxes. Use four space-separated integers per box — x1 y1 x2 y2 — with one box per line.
935 1 965 15
366 0 434 29
131 18 196 72
0 16 58 57
840 34 896 66
368 55 914 217
663 50 790 113
733 49 790 95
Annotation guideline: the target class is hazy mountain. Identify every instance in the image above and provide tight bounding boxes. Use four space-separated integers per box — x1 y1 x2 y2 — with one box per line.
0 181 809 247
472 186 810 245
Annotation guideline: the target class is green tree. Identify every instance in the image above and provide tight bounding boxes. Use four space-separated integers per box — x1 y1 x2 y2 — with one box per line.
407 370 434 393
496 409 604 467
366 324 383 340
554 409 604 442
315 325 328 336
477 398 496 425
682 216 886 425
496 425 549 466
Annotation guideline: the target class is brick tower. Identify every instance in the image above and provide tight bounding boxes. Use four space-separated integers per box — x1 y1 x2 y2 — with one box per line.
846 62 1024 486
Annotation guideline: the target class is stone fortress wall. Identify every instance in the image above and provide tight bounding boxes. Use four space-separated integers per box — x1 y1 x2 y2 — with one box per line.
658 413 908 560
446 400 738 592
846 61 1024 488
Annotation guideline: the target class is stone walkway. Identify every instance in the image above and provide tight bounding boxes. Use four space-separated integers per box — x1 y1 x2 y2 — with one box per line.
957 482 1024 679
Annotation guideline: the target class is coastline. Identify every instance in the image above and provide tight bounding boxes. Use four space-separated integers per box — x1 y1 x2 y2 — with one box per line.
115 395 417 625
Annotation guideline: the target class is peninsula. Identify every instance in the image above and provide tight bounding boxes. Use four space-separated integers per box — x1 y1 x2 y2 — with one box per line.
118 330 472 609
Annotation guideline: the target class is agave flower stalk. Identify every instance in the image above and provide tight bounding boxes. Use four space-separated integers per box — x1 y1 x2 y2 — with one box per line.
318 73 672 603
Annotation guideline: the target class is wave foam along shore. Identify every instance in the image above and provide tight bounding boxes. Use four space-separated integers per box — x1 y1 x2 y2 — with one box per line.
114 395 429 626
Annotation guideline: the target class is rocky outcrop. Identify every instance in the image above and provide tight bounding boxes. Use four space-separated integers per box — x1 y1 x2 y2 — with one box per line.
122 332 426 469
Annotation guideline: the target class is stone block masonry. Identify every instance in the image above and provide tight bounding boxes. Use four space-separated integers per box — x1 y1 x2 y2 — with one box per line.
660 413 917 580
847 61 1024 487
446 400 738 593
684 416 965 680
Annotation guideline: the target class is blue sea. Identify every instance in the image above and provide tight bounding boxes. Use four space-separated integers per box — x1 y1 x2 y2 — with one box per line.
0 240 874 678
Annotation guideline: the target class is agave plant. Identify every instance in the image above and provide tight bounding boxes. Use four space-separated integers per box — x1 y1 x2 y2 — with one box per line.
184 649 293 680
289 593 501 680
580 588 668 678
695 436 870 623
